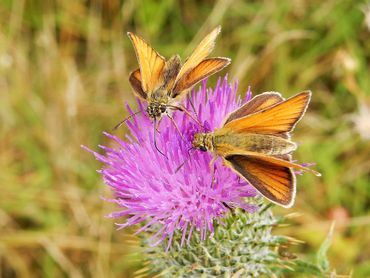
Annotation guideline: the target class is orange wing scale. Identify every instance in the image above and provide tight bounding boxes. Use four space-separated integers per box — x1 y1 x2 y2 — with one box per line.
174 26 221 85
224 92 284 125
127 32 166 94
223 92 311 135
225 154 295 207
172 58 230 97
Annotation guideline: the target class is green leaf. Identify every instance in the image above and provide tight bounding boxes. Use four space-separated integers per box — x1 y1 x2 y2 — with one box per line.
292 259 323 276
316 222 335 272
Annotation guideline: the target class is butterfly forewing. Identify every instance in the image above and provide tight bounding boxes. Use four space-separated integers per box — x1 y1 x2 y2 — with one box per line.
225 154 295 207
172 58 230 97
127 32 166 95
173 26 221 87
223 91 311 135
224 92 284 125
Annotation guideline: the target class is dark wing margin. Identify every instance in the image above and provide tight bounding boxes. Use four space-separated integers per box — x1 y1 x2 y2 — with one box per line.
171 57 230 98
174 26 222 86
225 154 296 208
129 69 147 100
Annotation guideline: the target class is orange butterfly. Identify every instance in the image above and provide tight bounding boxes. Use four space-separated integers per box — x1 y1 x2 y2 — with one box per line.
192 91 321 208
126 26 230 128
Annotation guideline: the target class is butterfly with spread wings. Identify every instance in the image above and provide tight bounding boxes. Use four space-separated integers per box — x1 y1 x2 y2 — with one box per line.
192 91 321 208
124 26 230 131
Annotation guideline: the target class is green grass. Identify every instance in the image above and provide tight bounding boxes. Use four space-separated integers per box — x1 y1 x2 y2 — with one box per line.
0 0 369 277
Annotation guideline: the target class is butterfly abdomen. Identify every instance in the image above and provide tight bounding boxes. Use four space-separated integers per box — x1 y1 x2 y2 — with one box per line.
214 133 296 156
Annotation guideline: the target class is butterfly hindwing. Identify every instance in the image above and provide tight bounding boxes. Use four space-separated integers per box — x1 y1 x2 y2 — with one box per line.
129 69 147 100
225 154 296 207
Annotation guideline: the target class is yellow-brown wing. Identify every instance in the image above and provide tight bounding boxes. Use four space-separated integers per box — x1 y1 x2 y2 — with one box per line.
225 154 296 207
224 92 284 125
128 69 147 100
171 58 230 98
173 26 222 88
223 91 311 135
127 32 166 95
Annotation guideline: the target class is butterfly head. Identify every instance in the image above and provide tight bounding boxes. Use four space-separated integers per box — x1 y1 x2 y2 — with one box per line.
192 133 213 152
147 102 167 119
146 89 170 119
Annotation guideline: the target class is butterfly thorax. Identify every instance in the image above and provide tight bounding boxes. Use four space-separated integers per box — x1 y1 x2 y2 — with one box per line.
147 90 169 118
192 133 214 152
213 132 297 156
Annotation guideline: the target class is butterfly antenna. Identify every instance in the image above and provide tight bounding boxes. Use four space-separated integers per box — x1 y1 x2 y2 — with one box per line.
113 110 142 130
153 118 168 159
175 147 194 173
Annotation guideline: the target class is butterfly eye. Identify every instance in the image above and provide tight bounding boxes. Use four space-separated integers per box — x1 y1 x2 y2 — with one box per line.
160 105 166 113
199 146 207 152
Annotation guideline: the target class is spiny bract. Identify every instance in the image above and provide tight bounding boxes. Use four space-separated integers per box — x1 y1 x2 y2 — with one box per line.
140 205 296 277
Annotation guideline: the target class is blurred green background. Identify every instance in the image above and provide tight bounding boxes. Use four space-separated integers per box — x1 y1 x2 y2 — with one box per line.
1 0 369 277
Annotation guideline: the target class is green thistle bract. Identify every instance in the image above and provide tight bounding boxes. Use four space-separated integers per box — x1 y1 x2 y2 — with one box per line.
141 205 296 277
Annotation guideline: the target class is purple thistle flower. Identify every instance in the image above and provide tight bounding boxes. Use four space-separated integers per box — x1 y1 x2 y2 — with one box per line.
85 76 258 249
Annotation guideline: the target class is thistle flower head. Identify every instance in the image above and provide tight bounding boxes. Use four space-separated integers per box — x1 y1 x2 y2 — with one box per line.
86 76 258 248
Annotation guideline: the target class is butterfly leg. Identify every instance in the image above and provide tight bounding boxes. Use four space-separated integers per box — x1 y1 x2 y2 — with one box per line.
166 113 186 142
169 104 203 128
174 147 194 173
187 96 199 119
209 156 218 187
180 104 203 127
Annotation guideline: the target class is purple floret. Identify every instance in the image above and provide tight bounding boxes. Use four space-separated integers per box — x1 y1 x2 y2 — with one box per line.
85 76 258 248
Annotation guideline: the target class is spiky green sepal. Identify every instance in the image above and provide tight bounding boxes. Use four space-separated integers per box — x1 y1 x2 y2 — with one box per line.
140 204 297 277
